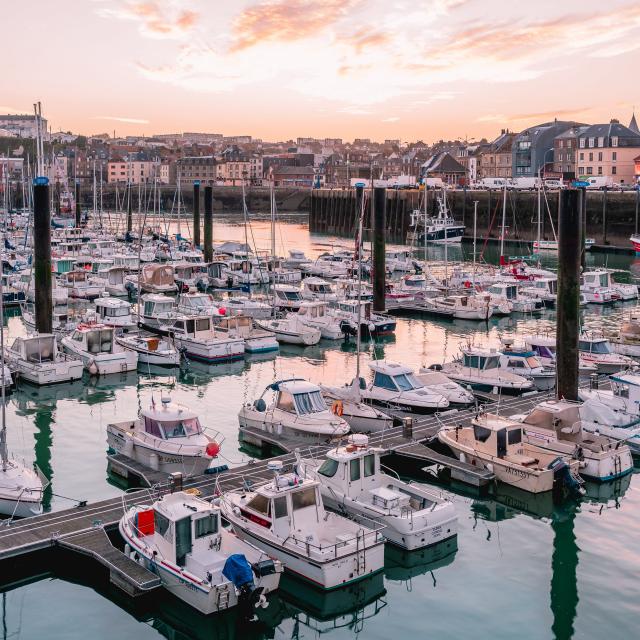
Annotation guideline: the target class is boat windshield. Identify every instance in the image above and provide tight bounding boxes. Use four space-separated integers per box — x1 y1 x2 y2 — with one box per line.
282 290 301 301
579 340 611 354
294 391 326 415
392 373 423 391
161 418 202 438
317 458 339 478
87 329 113 354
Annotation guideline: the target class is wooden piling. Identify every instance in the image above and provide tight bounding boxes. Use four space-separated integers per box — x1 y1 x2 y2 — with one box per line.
33 178 53 334
556 189 581 401
203 186 213 262
602 187 608 244
372 186 386 312
126 183 133 236
74 181 81 228
193 181 201 247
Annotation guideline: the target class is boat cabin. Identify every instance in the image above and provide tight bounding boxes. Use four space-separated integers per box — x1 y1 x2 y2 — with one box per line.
140 264 176 290
579 334 613 355
254 379 330 418
524 337 556 362
274 285 303 305
9 334 59 363
142 294 176 320
335 299 373 319
368 361 423 393
52 257 76 275
610 373 640 402
133 492 221 569
521 400 583 440
69 323 116 354
112 254 140 271
177 293 219 315
303 278 336 297
140 399 205 441
297 301 330 319
461 348 500 371
487 283 519 300
95 297 132 324
500 346 545 372
582 270 613 290
471 414 525 459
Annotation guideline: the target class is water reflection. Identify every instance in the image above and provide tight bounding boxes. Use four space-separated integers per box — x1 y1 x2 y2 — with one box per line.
384 537 458 584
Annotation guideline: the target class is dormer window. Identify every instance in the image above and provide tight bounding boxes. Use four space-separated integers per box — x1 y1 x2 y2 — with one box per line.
612 136 618 147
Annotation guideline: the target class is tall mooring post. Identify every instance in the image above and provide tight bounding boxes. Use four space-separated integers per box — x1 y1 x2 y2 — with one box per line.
203 185 213 262
126 183 133 236
556 189 581 401
193 181 201 248
580 188 587 271
74 180 81 228
33 177 53 334
372 186 386 312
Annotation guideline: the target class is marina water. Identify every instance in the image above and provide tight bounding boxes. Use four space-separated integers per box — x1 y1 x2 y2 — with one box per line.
1 215 638 640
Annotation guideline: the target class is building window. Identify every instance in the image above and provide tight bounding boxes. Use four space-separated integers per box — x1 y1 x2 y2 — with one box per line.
598 137 604 147
587 167 593 174
567 140 573 149
598 167 603 175
579 152 584 161
589 153 593 161
558 140 564 148
612 136 618 147
612 152 617 161
598 152 602 161
578 167 584 174
612 166 617 175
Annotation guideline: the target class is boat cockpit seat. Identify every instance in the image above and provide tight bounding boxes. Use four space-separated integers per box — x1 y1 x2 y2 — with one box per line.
505 453 539 467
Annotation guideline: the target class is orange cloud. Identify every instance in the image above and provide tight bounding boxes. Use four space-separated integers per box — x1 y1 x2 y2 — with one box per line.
230 0 361 52
337 28 390 55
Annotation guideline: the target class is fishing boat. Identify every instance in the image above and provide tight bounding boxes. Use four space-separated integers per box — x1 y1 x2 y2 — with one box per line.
293 301 350 340
107 396 223 476
238 379 350 439
498 340 556 390
578 331 637 374
515 399 632 481
438 414 584 495
273 284 304 311
224 296 273 319
176 292 222 318
411 194 465 244
119 490 282 614
165 315 245 363
441 346 534 396
428 294 493 320
301 277 338 303
59 269 103 299
135 263 177 295
486 282 541 313
360 361 449 414
522 335 598 375
138 293 180 332
115 333 181 367
302 434 457 550
254 316 321 346
216 316 278 354
582 268 637 301
331 300 396 337
283 249 312 269
60 322 138 375
94 295 136 329
221 460 385 589
4 333 83 385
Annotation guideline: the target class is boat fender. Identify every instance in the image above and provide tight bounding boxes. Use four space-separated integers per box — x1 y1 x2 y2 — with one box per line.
87 359 99 376
459 452 466 464
331 400 344 417
486 463 494 473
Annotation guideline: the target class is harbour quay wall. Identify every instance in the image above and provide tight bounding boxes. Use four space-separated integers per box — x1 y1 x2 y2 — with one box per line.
76 185 311 214
309 188 640 249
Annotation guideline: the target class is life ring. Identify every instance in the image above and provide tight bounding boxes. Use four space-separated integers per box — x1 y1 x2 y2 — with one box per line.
331 400 344 417
528 275 534 281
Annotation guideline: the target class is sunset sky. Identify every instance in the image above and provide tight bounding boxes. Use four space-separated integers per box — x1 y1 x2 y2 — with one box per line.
5 0 640 142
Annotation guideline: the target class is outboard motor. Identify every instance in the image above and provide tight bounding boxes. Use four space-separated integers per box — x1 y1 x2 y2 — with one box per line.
340 319 357 338
548 456 585 499
222 554 267 618
412 261 423 274
428 363 443 371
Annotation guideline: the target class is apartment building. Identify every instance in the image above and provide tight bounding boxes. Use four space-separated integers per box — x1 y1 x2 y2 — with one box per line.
107 159 159 184
177 156 216 186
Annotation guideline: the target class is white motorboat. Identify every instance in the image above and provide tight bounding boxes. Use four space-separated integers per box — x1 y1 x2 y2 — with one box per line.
165 315 245 363
523 335 598 375
303 435 457 550
439 414 584 495
94 295 136 329
441 346 534 396
515 399 632 482
61 322 138 375
579 331 637 374
301 277 338 303
239 379 350 439
498 340 556 391
216 316 278 354
385 250 414 272
59 269 104 299
4 333 83 385
107 396 223 476
223 296 273 320
119 490 282 614
416 367 475 406
486 282 541 313
21 304 76 337
283 249 312 269
360 361 449 414
135 263 178 294
176 292 222 318
319 378 393 433
609 310 640 357
519 277 557 307
254 316 321 346
221 460 385 589
138 293 180 332
331 300 396 337
115 333 181 367
582 268 637 301
293 301 349 340
273 284 304 311
428 294 493 320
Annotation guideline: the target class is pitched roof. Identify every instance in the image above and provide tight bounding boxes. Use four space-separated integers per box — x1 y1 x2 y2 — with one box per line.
578 121 640 145
272 165 315 175
421 151 466 174
630 112 639 134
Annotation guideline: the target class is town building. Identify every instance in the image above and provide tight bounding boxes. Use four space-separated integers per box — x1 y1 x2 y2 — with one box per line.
159 162 176 184
268 165 315 187
421 152 467 185
512 120 584 178
552 125 588 180
479 130 516 179
0 114 47 139
575 119 640 184
177 156 216 186
107 159 159 184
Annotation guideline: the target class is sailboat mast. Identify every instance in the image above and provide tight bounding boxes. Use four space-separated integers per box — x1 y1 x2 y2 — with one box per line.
0 230 7 469
355 191 365 380
536 183 542 265
500 183 507 260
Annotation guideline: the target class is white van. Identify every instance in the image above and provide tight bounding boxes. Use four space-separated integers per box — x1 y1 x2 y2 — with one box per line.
585 176 614 190
422 177 445 189
510 177 542 190
543 179 565 190
478 177 508 189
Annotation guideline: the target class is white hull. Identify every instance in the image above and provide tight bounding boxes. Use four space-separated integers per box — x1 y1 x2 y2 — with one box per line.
0 495 42 518
7 359 83 385
61 342 138 375
173 336 244 363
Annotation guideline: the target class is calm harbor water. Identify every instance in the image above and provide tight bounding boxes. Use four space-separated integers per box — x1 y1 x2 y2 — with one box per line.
1 215 639 640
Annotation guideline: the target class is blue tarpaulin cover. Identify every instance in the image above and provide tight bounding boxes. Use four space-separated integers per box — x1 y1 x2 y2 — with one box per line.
222 554 254 589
